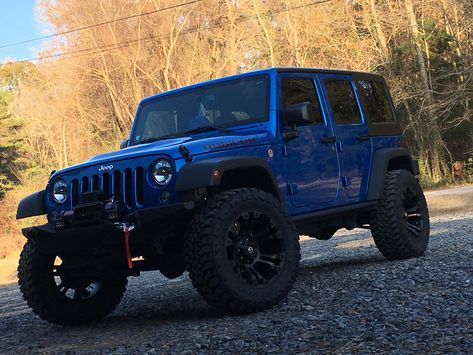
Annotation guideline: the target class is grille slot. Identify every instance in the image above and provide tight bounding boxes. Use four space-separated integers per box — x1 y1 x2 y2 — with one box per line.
92 175 100 191
124 168 133 207
135 166 144 205
81 177 89 193
71 167 145 208
102 173 110 200
113 171 121 200
71 179 79 206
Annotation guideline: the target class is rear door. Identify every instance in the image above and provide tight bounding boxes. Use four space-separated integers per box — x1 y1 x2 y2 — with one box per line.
319 74 372 200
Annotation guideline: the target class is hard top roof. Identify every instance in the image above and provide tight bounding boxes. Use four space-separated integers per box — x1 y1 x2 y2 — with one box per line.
273 66 383 79
140 67 384 104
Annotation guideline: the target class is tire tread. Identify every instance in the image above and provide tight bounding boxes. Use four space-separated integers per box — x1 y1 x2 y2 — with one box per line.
370 169 429 260
18 238 127 325
185 188 300 314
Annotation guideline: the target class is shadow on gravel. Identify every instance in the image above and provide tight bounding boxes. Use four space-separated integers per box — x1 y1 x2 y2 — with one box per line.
104 292 222 326
302 255 387 271
104 252 389 327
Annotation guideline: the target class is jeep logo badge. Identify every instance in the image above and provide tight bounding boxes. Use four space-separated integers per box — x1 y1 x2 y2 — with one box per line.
98 164 114 172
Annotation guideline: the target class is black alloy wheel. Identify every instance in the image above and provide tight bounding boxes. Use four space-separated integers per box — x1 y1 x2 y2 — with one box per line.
401 184 425 240
53 258 104 301
225 211 285 287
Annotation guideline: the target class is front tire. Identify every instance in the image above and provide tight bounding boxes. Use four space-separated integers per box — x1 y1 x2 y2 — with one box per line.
18 239 127 325
370 169 430 260
185 188 300 314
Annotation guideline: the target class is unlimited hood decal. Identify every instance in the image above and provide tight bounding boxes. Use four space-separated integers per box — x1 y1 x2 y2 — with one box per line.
203 138 257 151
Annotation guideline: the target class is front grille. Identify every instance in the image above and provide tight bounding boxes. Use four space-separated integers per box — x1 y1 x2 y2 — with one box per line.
71 167 145 208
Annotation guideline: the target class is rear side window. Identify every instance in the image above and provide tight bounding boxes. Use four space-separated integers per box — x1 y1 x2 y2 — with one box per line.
281 78 324 126
324 79 362 124
357 80 395 123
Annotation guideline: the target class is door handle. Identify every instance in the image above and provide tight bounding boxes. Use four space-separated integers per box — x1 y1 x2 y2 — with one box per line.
357 134 369 141
320 136 336 143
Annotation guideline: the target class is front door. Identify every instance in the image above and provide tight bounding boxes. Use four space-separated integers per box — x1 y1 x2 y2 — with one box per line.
280 74 340 208
319 74 372 200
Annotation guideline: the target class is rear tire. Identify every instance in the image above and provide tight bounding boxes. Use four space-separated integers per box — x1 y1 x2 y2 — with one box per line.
185 188 300 314
370 169 430 260
18 238 127 325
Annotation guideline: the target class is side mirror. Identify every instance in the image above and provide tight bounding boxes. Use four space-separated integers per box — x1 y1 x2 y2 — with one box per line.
120 139 129 150
285 102 312 126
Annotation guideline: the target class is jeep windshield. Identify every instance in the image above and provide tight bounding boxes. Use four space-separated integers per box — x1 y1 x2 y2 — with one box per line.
131 75 269 146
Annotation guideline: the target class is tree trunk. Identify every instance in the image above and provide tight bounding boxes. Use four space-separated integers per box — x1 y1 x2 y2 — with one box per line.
404 0 431 103
404 0 448 182
368 0 390 62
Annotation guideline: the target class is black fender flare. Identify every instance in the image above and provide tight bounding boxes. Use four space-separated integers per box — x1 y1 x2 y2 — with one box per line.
175 156 283 201
367 147 419 201
17 190 46 219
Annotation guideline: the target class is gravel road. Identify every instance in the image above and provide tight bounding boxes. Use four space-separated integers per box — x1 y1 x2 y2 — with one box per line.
0 211 472 354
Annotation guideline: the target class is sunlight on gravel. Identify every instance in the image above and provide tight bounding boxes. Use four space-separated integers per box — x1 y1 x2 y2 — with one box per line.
335 238 374 249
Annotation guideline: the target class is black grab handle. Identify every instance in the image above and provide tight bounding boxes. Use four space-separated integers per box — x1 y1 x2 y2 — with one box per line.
320 136 336 143
356 134 370 141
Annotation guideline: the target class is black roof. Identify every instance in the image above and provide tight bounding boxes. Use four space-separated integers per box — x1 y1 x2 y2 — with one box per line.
272 67 385 81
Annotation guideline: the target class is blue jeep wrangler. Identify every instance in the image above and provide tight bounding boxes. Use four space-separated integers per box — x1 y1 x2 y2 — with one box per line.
16 68 429 325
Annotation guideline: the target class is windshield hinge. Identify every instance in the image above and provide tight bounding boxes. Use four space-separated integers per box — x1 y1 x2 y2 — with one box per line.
179 145 193 162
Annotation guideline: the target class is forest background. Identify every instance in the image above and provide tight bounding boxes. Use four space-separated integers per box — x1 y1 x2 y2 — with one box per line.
1 0 472 257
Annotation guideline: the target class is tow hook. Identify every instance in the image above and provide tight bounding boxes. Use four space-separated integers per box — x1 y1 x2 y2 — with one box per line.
115 223 135 269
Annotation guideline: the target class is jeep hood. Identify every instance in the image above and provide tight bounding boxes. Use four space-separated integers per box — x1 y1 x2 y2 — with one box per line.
50 130 264 178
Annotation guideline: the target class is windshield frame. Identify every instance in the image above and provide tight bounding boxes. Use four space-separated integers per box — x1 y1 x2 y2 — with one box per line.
129 74 270 146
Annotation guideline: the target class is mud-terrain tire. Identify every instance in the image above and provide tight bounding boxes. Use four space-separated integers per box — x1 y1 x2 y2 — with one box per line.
185 188 300 314
370 169 430 260
18 238 127 325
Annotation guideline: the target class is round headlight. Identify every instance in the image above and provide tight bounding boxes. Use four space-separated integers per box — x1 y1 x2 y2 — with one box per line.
152 159 173 185
53 179 68 203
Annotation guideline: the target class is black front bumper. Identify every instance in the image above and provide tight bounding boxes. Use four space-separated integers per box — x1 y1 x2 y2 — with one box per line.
22 201 195 252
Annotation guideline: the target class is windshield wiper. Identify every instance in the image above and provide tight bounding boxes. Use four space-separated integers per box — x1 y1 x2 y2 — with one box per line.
136 137 164 145
183 125 231 135
136 125 230 145
137 134 181 145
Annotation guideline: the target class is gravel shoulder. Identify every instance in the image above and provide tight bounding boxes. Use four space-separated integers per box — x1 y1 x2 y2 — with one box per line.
0 210 472 354
425 184 473 217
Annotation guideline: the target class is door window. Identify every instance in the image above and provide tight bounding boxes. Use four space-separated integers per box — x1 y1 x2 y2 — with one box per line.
356 80 395 123
324 79 362 124
281 78 324 126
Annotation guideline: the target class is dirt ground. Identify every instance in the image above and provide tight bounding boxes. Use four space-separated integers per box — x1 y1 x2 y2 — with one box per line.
0 252 19 286
424 185 473 216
